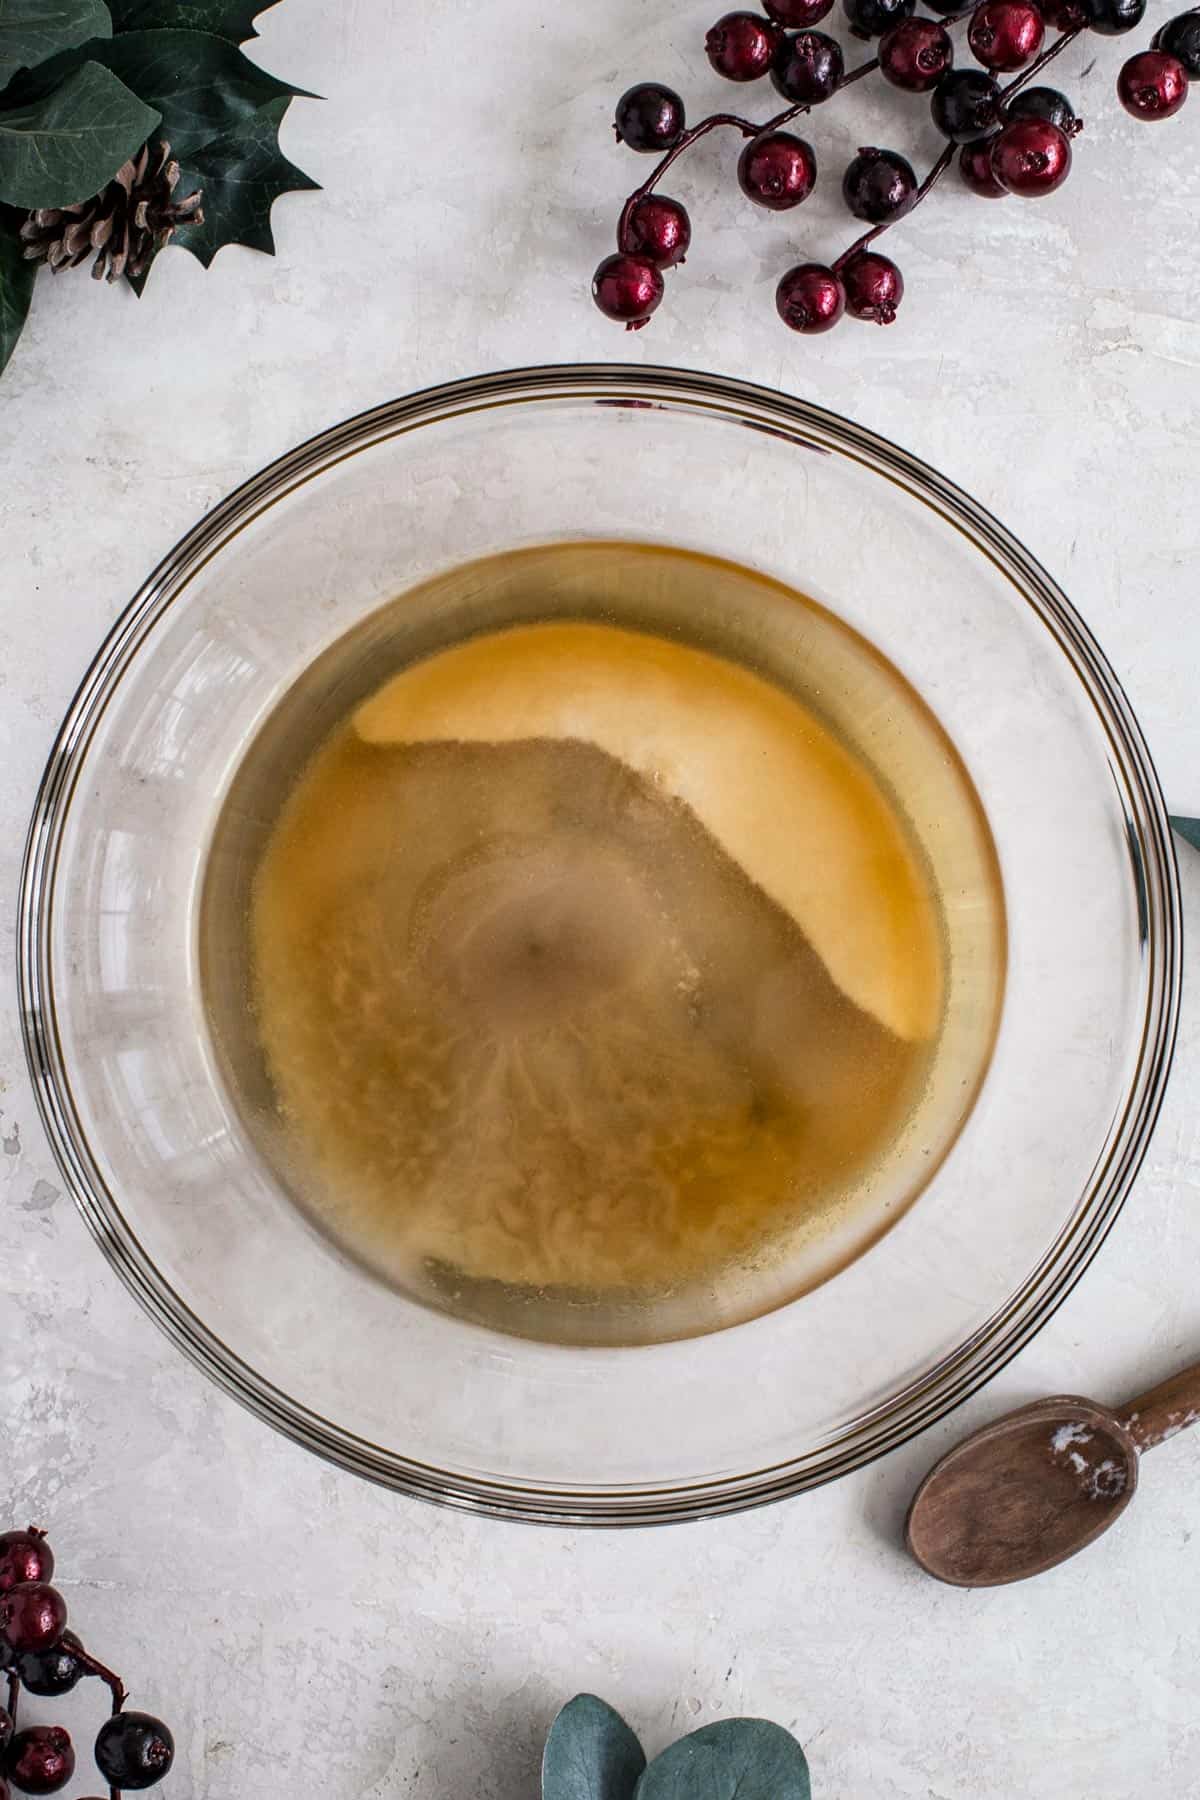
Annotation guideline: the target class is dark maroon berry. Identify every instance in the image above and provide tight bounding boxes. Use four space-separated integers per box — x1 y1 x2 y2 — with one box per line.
958 135 1008 193
842 146 918 219
1040 0 1086 24
6 1726 74 1796
15 1631 83 1699
619 194 691 266
765 0 835 22
0 1585 66 1656
0 1535 53 1598
1153 13 1200 78
592 254 664 329
776 261 845 331
737 130 817 208
771 28 844 100
706 11 783 79
842 0 914 37
879 16 954 87
1005 85 1080 133
94 1713 174 1790
841 250 904 323
1080 0 1144 32
968 0 1044 67
931 68 1001 138
990 116 1072 192
1118 49 1189 115
614 83 686 152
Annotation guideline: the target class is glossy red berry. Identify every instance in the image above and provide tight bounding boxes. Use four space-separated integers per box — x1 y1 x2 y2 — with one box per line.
841 250 904 322
1153 13 1200 78
1117 49 1189 116
932 68 1001 138
842 146 918 219
614 83 686 152
968 0 1044 68
958 135 1008 193
771 28 845 100
989 116 1072 192
737 130 817 208
0 1534 53 1597
6 1726 74 1796
764 0 835 22
592 254 665 329
618 194 691 266
94 1713 174 1790
776 262 846 331
706 11 783 79
879 17 954 88
0 1585 67 1656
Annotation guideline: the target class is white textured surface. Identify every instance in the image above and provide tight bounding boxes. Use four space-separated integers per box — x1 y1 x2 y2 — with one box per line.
2 0 1200 1793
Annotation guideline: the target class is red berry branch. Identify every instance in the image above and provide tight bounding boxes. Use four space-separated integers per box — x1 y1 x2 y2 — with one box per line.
0 1529 173 1800
592 0 1198 333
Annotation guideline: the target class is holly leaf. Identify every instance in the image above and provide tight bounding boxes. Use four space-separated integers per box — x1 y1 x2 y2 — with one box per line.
543 1696 647 1800
149 91 312 272
0 0 112 88
106 0 280 43
1171 816 1200 853
0 57 158 206
635 1721 811 1800
0 208 36 374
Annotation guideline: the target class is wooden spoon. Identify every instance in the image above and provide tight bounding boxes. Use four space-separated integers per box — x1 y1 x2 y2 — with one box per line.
906 1360 1200 1586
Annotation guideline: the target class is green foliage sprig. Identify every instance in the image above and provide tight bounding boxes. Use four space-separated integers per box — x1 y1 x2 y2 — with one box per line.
0 0 318 374
542 1694 813 1800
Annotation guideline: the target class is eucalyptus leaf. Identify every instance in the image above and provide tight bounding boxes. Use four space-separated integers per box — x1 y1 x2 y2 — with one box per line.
635 1719 811 1800
0 209 35 374
543 1695 647 1800
0 57 157 206
106 0 278 40
0 0 112 88
1171 816 1200 853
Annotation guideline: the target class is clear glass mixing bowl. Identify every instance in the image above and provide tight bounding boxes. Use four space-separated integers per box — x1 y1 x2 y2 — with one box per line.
19 366 1180 1524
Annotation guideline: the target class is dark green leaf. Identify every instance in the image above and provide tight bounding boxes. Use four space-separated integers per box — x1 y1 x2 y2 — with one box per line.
0 0 112 87
106 0 278 40
0 57 158 206
73 28 313 152
543 1696 647 1800
1171 816 1200 853
166 91 316 268
0 209 35 374
3 27 315 149
635 1720 811 1800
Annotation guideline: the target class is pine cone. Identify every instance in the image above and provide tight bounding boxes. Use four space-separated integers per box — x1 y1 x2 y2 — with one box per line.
19 140 204 283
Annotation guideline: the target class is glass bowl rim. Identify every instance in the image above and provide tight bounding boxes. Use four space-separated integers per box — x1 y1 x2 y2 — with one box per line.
17 362 1182 1526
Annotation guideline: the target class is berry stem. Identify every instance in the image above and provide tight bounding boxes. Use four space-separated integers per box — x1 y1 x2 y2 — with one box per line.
831 26 1082 267
70 1639 128 1715
1001 23 1083 101
616 4 979 242
6 1670 18 1727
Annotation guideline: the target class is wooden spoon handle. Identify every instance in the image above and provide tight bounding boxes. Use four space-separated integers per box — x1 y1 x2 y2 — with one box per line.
1120 1360 1200 1453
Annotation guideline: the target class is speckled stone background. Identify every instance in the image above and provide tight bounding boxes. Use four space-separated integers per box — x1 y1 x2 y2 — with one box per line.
2 1 1200 1793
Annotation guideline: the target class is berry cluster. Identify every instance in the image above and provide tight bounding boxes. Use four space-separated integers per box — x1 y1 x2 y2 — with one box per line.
0 1529 173 1798
592 0 1197 334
